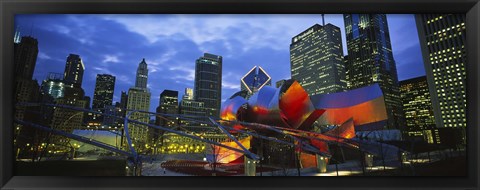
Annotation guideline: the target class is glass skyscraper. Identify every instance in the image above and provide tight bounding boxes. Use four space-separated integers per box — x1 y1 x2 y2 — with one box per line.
194 53 222 118
290 23 347 96
399 76 436 138
63 54 85 88
92 74 116 124
344 14 404 130
415 14 467 132
41 72 65 99
14 36 38 80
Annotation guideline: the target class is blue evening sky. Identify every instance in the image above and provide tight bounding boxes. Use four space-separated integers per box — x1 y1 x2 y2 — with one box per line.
15 14 425 113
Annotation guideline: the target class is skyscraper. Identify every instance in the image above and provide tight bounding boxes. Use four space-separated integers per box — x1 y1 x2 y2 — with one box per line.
156 90 179 127
14 36 40 145
63 54 85 88
276 79 287 88
51 87 88 134
399 76 436 138
135 58 148 89
290 23 347 96
92 74 116 123
179 88 206 128
40 73 65 99
344 14 404 130
126 59 151 145
194 53 222 118
155 90 179 145
240 66 272 96
14 36 38 80
415 14 467 133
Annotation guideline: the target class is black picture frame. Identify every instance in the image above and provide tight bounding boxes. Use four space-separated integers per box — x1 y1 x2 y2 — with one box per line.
1 0 479 189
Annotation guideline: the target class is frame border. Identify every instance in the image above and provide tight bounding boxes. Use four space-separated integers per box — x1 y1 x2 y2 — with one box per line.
1 0 479 189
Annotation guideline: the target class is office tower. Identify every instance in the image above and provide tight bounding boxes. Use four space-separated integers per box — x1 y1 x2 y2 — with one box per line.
194 53 222 118
40 73 65 99
63 54 85 88
126 59 151 145
240 66 272 96
400 76 436 139
51 55 88 134
103 103 124 129
155 90 179 145
276 79 286 88
156 90 179 127
51 86 88 135
14 36 38 80
13 36 40 145
415 14 467 132
183 88 194 100
135 58 148 89
92 74 116 123
290 23 347 96
120 91 128 110
344 14 404 130
344 55 351 88
179 88 206 128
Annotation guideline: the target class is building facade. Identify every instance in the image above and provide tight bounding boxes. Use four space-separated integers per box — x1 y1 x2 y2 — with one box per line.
399 76 436 140
343 14 404 130
194 53 222 118
179 88 206 129
92 74 116 124
154 90 179 146
156 90 179 127
63 54 85 88
126 59 151 145
14 36 38 80
415 14 467 136
41 73 65 99
290 23 347 96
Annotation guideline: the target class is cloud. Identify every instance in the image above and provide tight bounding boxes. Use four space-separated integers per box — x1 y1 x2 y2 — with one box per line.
222 80 239 90
169 65 195 81
102 54 120 63
38 52 51 60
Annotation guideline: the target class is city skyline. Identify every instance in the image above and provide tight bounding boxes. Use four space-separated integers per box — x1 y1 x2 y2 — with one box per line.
15 14 425 113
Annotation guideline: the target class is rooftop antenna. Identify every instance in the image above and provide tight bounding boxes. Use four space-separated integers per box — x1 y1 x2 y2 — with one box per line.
321 14 326 26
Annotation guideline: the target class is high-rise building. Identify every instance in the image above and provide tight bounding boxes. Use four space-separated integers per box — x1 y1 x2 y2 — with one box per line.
103 103 124 130
135 58 148 89
126 59 151 145
92 74 116 123
290 23 347 96
40 73 65 99
14 36 40 143
399 76 436 137
415 14 467 133
194 53 222 118
344 14 404 130
120 91 128 110
240 66 271 96
155 90 179 145
51 86 88 135
179 88 206 129
156 90 179 127
63 54 85 88
276 79 287 88
14 36 38 80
